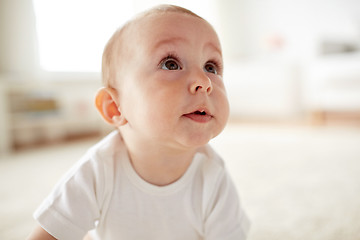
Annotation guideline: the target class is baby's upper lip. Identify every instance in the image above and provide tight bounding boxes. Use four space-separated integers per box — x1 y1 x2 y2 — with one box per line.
183 106 213 117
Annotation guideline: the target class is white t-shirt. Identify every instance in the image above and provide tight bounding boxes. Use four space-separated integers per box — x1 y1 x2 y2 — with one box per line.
34 130 250 240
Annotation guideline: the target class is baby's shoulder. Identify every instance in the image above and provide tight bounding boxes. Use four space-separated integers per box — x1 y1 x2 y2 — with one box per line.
195 144 227 181
84 130 124 162
74 130 126 174
199 144 225 167
88 130 122 155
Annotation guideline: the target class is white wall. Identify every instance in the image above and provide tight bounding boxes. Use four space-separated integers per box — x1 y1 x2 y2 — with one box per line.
0 0 39 74
218 0 360 61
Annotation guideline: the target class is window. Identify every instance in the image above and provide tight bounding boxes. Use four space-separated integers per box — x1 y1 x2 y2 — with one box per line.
33 0 134 72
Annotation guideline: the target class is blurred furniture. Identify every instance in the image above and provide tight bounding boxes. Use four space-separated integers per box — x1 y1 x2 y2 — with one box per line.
225 59 302 121
0 74 110 153
303 53 360 124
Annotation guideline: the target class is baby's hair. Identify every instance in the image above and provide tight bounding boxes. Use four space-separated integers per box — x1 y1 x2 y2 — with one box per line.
101 4 203 88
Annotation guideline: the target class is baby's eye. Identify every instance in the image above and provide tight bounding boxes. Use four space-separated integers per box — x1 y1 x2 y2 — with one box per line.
161 58 181 70
204 62 218 75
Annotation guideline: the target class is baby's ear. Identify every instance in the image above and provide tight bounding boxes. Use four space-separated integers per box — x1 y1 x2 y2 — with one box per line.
95 87 127 127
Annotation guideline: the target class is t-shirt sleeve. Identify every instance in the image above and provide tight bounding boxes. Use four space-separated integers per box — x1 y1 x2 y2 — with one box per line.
33 152 106 240
203 170 250 240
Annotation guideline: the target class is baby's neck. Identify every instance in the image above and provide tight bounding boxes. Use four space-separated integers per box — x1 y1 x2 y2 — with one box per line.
130 150 195 186
123 137 198 186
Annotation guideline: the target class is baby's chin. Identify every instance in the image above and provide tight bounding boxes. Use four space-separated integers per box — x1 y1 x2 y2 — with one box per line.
177 132 219 150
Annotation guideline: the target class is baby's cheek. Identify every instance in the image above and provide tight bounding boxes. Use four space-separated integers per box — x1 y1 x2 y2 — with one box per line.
216 92 230 125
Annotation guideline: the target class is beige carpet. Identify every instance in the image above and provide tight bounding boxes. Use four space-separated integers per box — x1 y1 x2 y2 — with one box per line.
1 123 360 240
212 123 360 240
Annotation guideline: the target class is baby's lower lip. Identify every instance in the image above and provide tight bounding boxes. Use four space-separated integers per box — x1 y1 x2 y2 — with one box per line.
183 113 212 123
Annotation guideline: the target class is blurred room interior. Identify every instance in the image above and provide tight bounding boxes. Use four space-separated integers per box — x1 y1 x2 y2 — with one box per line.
0 0 359 239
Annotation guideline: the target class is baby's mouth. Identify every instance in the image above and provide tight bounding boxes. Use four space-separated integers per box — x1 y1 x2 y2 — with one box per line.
183 110 212 123
194 110 206 115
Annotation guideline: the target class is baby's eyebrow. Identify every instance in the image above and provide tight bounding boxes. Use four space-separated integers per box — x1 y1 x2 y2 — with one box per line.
204 42 222 57
151 37 222 57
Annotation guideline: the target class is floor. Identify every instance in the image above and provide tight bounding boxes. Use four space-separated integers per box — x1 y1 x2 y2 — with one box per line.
1 122 360 240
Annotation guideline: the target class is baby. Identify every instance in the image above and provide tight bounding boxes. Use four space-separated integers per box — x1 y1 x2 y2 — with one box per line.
27 4 249 240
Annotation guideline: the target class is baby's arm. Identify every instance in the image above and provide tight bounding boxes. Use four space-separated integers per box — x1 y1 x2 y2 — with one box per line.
204 170 250 239
26 224 57 240
27 224 92 240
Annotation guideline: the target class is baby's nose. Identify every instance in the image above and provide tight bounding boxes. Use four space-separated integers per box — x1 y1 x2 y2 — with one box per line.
189 71 213 95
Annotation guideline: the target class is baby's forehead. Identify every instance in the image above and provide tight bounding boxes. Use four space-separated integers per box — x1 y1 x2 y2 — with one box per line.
128 11 216 42
115 11 222 62
132 11 203 31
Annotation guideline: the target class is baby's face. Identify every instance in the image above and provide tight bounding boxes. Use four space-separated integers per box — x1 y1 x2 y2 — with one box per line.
116 12 229 150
